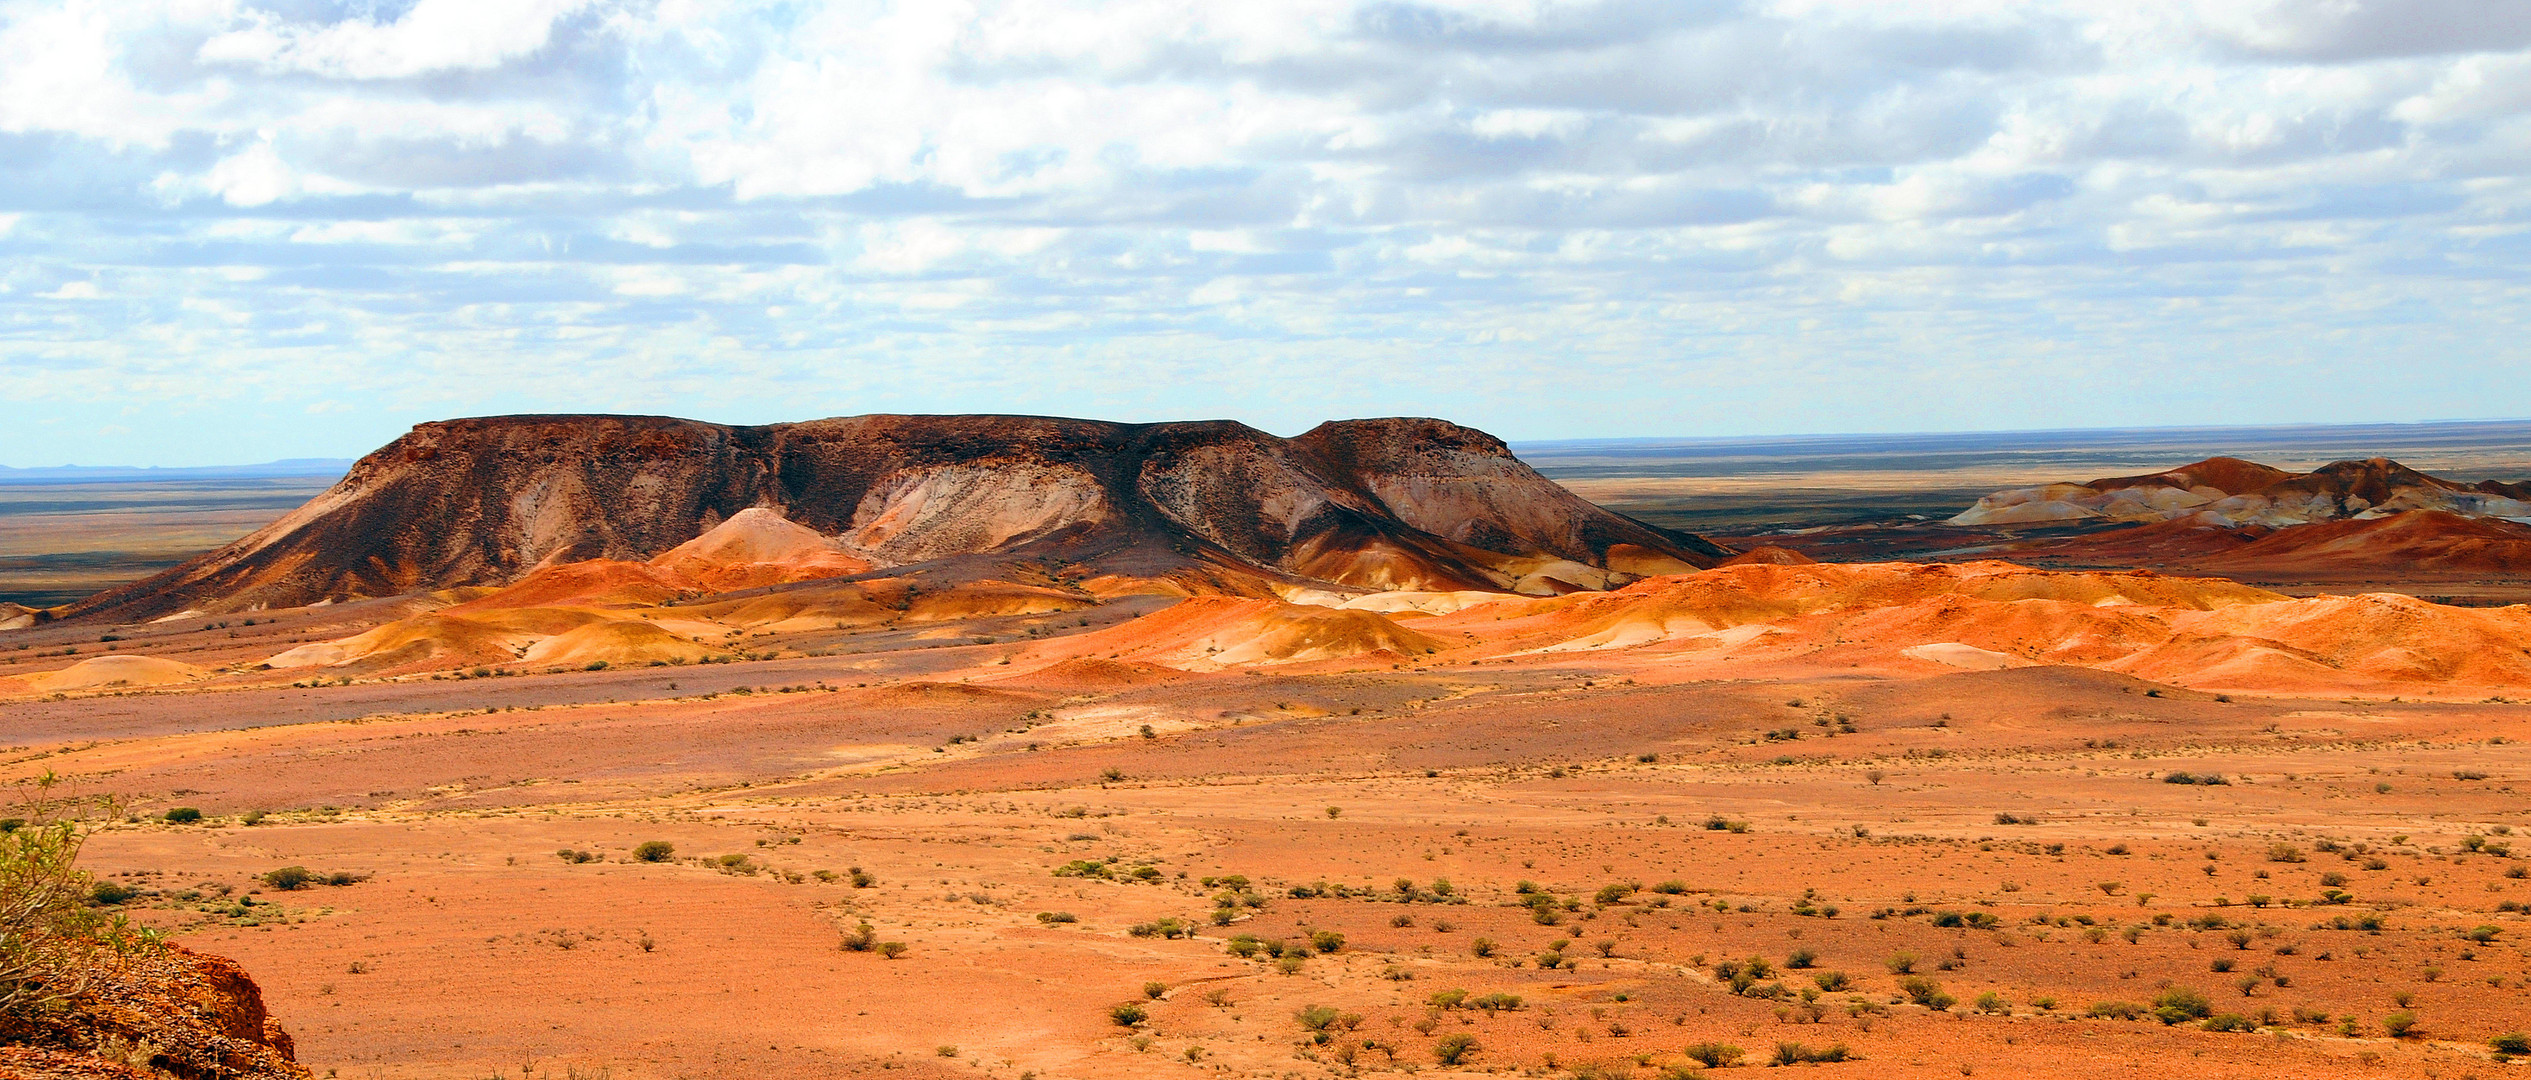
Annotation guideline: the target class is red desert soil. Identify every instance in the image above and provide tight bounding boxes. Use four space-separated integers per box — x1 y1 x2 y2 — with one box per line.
10 550 2531 1080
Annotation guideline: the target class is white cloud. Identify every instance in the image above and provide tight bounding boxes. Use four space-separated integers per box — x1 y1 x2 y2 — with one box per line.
0 0 2529 466
199 0 599 79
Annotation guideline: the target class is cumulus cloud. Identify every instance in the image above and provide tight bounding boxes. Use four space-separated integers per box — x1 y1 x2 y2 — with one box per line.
0 0 2527 465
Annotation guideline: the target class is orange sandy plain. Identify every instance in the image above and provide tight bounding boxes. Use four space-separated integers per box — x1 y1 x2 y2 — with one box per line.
10 553 2531 1079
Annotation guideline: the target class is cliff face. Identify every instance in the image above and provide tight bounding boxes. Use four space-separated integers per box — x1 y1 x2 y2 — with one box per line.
0 943 312 1080
66 414 1726 620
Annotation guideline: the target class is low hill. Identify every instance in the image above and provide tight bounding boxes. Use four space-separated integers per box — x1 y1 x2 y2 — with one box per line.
1952 455 2531 528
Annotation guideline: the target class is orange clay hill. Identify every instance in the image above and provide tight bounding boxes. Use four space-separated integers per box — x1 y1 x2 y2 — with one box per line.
14 416 2531 1080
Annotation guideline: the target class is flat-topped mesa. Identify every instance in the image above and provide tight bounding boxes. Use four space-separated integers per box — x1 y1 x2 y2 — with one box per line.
63 413 1728 621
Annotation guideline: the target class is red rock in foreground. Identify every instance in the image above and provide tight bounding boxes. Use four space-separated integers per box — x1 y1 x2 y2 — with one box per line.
0 944 309 1080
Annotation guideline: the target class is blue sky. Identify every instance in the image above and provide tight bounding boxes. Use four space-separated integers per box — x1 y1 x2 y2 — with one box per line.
4 0 2530 466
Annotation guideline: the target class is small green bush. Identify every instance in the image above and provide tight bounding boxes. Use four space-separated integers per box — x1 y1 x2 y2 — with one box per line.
633 841 675 862
1432 1034 1478 1066
1682 1043 1743 1068
2151 986 2212 1025
261 866 316 890
1899 976 1954 1011
162 808 203 824
2383 1010 2417 1038
1111 1002 1147 1026
1771 1042 1851 1065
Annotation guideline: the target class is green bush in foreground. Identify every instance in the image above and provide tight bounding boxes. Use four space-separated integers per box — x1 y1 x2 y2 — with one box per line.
3 776 154 1020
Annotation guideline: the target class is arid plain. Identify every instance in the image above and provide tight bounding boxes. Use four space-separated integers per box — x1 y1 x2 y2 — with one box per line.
10 416 2531 1080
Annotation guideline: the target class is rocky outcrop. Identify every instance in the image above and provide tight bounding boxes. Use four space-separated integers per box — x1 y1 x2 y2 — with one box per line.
0 943 311 1080
65 414 1727 620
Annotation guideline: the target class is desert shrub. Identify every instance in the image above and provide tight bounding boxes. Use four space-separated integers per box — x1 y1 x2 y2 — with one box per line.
1884 951 1918 975
1225 935 1262 958
2383 1010 2418 1038
2151 986 2212 1025
2088 1000 2144 1020
1786 948 1817 969
1471 992 1523 1012
1974 991 2010 1014
2466 924 2502 943
1771 1043 1851 1065
1899 977 1953 1011
1111 1002 1147 1026
556 848 599 864
261 866 317 890
2202 1013 2257 1032
88 881 136 906
1682 1043 1744 1068
2 779 152 1020
841 922 878 952
2492 1032 2531 1055
2267 844 2305 863
1311 929 1346 954
877 941 907 959
1432 1034 1478 1065
239 810 266 826
1811 971 1850 992
1296 1004 1341 1031
1470 937 1497 958
1037 911 1078 924
1428 988 1468 1009
632 841 675 862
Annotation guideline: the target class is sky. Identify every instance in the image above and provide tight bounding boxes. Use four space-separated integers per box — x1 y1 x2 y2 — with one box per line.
4 0 2531 466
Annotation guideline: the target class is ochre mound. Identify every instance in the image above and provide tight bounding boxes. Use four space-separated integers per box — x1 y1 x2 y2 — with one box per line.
646 506 873 590
1719 545 1816 566
1019 596 1442 670
1415 559 2531 694
2185 510 2531 577
28 655 209 691
520 620 712 668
